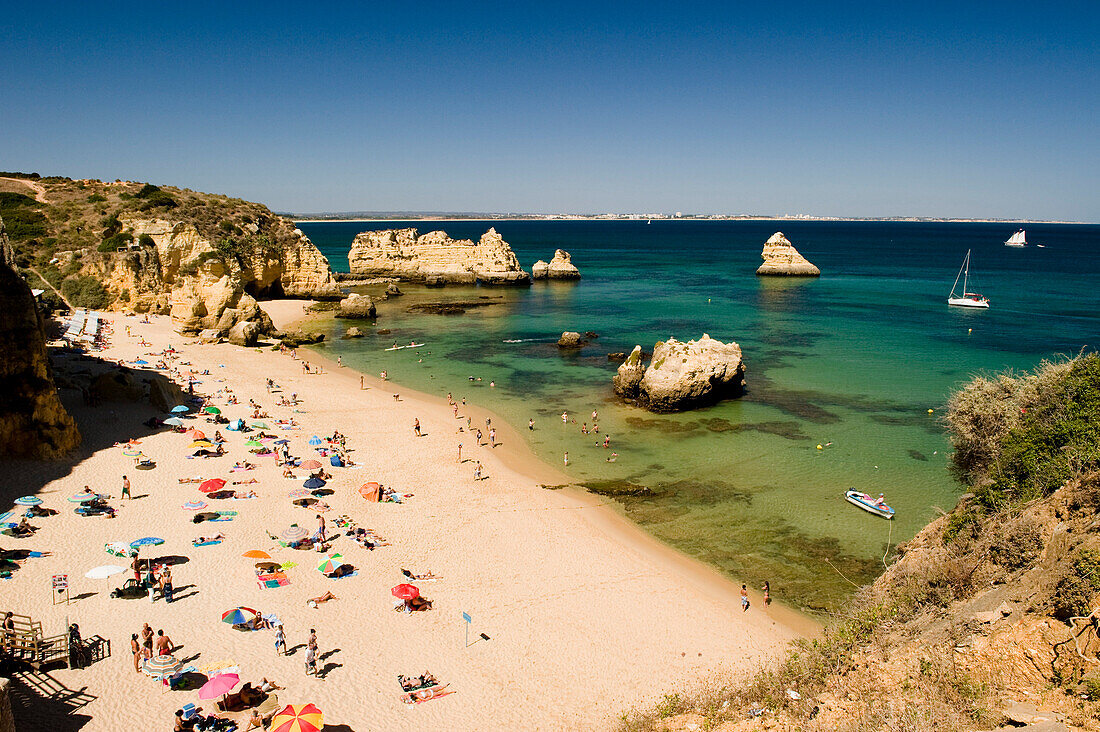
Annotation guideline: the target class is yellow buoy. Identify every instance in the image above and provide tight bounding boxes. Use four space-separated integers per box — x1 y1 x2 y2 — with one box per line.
816 444 823 450
968 328 972 334
927 409 934 414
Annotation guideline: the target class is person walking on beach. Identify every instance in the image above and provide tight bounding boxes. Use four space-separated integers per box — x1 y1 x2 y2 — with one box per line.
413 418 421 436
528 418 534 430
316 515 326 543
740 584 750 612
457 444 462 463
308 628 318 654
121 475 131 500
162 567 173 603
563 452 569 467
474 462 482 480
337 356 342 367
475 428 483 445
274 624 286 656
489 428 496 447
762 581 771 607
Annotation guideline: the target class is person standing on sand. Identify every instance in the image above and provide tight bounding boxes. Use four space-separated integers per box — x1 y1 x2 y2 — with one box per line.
474 462 482 480
337 356 342 367
563 452 569 467
155 629 174 656
762 581 771 606
457 444 462 462
740 584 750 612
121 475 131 500
475 428 483 445
275 624 286 656
528 418 534 430
360 375 364 390
305 645 317 676
162 567 173 603
489 428 496 447
316 515 326 543
131 633 141 672
141 623 154 659
413 418 421 437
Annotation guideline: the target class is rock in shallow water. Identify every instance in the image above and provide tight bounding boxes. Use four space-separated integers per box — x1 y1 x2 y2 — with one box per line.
755 232 820 276
613 334 746 412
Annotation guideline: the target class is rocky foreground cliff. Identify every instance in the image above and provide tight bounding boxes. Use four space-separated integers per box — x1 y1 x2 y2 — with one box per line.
348 227 530 285
0 215 80 458
0 174 341 335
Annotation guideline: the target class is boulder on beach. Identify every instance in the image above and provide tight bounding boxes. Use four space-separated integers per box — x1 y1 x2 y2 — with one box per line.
335 294 376 319
227 321 260 347
613 334 746 412
756 232 820 276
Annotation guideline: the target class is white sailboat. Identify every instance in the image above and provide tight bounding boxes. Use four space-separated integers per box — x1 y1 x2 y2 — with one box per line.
1005 229 1026 247
948 250 990 309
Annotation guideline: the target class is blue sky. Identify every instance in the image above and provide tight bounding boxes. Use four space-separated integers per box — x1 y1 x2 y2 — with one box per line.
2 2 1097 219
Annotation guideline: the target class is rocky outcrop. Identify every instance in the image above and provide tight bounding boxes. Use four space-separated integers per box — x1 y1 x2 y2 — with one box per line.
532 249 581 280
227 321 261 347
0 216 81 458
755 232 820 276
348 227 531 285
344 327 364 338
334 294 376 319
613 335 746 412
557 331 586 348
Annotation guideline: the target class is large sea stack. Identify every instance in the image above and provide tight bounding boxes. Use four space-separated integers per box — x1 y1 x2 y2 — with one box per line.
613 334 746 412
0 216 81 457
348 227 530 285
755 232 820 276
532 249 581 280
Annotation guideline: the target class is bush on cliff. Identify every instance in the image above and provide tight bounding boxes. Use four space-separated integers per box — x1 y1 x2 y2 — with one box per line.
61 275 110 309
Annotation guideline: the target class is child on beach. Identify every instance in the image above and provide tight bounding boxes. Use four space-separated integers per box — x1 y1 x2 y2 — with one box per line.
274 624 286 655
305 645 317 675
740 584 750 612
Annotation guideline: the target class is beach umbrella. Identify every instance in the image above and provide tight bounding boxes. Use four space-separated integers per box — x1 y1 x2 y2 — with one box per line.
133 359 149 366
242 550 271 560
105 542 137 557
250 422 269 429
317 554 343 574
391 583 420 601
0 511 16 524
198 672 240 700
14 496 42 507
308 436 322 446
220 607 258 625
171 405 190 413
204 406 221 415
302 477 326 490
68 493 97 503
299 459 321 470
163 417 184 426
84 564 125 579
288 489 310 498
282 525 309 543
142 654 182 680
183 500 208 511
199 478 227 493
358 483 380 501
274 439 289 445
245 440 263 448
131 537 164 549
189 440 214 449
270 703 323 732
189 430 206 440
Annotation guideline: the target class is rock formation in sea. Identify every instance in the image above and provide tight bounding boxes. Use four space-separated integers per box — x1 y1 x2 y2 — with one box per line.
557 331 586 348
348 227 531 285
0 215 81 458
613 334 746 412
334 294 376 319
755 232 820 276
532 249 581 280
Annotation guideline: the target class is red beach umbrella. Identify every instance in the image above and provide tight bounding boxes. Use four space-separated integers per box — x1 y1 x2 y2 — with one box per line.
199 478 227 493
300 459 322 470
391 583 419 601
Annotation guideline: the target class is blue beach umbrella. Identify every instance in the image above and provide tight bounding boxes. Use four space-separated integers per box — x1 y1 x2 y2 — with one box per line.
163 417 184 426
308 435 322 446
0 512 16 523
171 405 190 413
274 439 289 445
14 496 42 507
131 537 165 549
303 477 326 490
133 359 149 365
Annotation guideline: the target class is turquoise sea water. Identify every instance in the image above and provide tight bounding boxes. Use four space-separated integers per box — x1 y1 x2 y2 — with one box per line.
298 220 1100 611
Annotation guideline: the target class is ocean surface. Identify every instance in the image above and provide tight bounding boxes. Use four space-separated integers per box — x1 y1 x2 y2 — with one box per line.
297 219 1100 611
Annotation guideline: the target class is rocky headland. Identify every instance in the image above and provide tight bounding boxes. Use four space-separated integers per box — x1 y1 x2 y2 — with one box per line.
755 231 820 276
347 227 530 285
613 334 746 412
0 215 80 458
532 249 581 280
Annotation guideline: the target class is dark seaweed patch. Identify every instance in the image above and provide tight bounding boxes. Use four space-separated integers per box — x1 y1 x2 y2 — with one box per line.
624 416 702 434
741 421 811 441
908 450 928 461
700 417 740 433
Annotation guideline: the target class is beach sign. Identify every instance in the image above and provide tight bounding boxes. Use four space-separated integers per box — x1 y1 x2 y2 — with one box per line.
462 611 472 647
52 574 70 605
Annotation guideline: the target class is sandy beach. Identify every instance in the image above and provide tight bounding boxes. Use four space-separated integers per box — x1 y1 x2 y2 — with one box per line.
0 302 814 731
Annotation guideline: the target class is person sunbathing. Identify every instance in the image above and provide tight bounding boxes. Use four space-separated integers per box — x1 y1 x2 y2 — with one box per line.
193 533 225 545
233 461 255 470
233 490 258 499
282 467 296 479
259 677 283 692
307 592 337 608
403 596 432 612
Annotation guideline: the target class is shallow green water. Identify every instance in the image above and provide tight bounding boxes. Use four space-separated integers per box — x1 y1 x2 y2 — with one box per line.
298 220 1100 611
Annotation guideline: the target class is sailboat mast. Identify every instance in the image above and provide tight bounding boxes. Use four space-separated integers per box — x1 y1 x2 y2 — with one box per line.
962 250 969 293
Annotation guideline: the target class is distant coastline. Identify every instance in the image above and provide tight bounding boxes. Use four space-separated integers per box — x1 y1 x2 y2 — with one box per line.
289 214 1094 225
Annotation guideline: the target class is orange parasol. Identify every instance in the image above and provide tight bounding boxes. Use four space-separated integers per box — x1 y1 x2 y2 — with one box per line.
270 703 323 732
242 550 271 560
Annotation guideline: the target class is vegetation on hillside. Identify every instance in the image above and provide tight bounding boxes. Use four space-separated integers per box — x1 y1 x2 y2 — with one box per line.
619 354 1100 732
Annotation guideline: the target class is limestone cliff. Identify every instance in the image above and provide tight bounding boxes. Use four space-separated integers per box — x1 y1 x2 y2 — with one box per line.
755 231 820 276
0 216 80 458
613 334 746 412
348 227 530 285
532 249 581 280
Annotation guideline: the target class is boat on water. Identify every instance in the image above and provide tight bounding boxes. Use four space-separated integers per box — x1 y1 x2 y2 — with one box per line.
845 490 895 519
947 249 990 309
384 342 427 351
1005 229 1027 247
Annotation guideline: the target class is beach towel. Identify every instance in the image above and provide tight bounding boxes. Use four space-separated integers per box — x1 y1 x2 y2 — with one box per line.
329 570 358 580
258 572 289 589
193 540 222 547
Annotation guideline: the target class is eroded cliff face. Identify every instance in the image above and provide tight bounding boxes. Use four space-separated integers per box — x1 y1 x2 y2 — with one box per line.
0 216 80 458
614 334 746 412
348 227 530 285
78 216 340 334
756 231 820 276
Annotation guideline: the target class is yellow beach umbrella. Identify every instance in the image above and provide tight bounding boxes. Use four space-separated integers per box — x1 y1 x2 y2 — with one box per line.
270 703 323 732
189 440 214 449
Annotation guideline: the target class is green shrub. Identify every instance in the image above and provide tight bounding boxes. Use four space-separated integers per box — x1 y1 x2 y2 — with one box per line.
138 234 155 247
0 192 47 242
86 193 106 203
1053 549 1100 620
60 276 110 309
97 232 133 252
136 183 161 198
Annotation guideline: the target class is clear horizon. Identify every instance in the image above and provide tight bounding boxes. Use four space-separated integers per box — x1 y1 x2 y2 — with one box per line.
3 1 1097 220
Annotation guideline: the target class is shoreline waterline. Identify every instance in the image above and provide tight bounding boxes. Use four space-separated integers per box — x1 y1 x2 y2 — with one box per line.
271 299 822 632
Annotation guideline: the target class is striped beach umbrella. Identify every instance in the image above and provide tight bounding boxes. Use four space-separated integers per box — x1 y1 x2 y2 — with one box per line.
199 478 226 493
130 537 164 549
142 654 182 680
317 554 343 574
307 436 322 446
299 459 321 470
270 704 323 732
14 496 42 506
69 493 97 503
288 489 310 498
182 500 208 511
282 525 309 543
221 607 258 625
